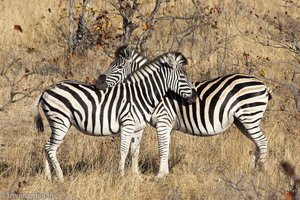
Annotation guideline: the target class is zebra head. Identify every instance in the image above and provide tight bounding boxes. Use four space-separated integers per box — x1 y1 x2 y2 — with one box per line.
96 45 147 90
160 52 197 103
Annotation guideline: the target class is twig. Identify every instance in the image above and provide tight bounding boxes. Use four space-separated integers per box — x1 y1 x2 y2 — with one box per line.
0 58 44 112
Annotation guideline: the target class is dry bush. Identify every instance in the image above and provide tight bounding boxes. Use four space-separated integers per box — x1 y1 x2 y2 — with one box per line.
0 53 43 111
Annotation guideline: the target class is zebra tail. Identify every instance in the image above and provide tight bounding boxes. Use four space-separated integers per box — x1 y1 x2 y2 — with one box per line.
34 93 44 132
267 87 273 101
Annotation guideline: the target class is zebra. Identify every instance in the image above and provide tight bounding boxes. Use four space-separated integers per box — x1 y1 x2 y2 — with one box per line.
97 46 272 178
34 50 196 182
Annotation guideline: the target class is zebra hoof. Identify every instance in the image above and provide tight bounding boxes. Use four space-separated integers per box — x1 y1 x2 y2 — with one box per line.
55 175 64 183
255 161 265 172
250 155 266 171
45 175 52 182
132 172 144 181
137 174 145 181
156 172 169 179
58 178 64 183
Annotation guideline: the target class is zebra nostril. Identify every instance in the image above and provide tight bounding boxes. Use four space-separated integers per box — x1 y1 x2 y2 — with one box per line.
99 74 106 82
192 89 197 97
186 89 197 104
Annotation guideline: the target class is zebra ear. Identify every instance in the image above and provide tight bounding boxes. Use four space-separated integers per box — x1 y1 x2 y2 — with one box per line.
165 52 188 69
164 54 177 69
115 45 133 59
123 46 133 59
174 52 188 67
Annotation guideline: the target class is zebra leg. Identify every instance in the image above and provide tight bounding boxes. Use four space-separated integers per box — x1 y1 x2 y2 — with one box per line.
234 118 268 169
130 129 143 177
156 122 172 178
119 123 135 176
44 120 70 182
44 156 52 181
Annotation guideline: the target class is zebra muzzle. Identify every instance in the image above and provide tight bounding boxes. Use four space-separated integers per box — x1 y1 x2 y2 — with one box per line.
96 74 108 90
186 89 197 104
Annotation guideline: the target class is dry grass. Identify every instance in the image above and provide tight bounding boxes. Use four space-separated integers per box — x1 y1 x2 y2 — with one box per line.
1 0 300 199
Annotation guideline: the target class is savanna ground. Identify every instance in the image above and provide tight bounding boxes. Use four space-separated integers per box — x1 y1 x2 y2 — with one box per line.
0 0 300 199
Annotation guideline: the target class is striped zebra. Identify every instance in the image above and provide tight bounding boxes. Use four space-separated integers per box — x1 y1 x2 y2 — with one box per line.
34 50 196 182
97 46 272 178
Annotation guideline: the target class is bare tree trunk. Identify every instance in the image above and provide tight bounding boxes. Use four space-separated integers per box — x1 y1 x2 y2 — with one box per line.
74 0 92 55
117 0 139 45
82 0 89 22
69 0 75 53
137 0 162 53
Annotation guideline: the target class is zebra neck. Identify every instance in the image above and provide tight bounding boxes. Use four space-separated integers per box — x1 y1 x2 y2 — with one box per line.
132 52 148 71
128 64 169 111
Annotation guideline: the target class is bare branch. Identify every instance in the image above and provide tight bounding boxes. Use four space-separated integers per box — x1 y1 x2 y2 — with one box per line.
136 0 163 52
117 0 139 45
289 84 300 113
73 0 94 55
69 0 75 53
82 0 89 21
0 58 43 112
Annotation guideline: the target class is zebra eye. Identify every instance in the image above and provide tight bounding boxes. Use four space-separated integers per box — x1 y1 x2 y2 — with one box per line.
117 66 123 69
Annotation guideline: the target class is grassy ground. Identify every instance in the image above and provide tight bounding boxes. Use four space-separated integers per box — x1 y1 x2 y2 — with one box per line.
0 0 300 199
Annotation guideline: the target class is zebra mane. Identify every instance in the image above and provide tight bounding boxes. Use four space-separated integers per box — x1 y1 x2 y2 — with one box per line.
115 45 187 69
55 80 98 90
114 46 189 83
114 45 147 67
114 45 134 59
170 52 188 66
144 52 188 69
122 52 188 84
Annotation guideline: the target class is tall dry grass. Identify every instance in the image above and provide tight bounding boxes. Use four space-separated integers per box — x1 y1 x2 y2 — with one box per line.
0 0 300 199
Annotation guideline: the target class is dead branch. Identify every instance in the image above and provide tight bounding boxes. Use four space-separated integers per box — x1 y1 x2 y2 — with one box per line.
110 0 139 45
249 8 300 58
69 0 75 53
0 59 43 112
219 173 249 199
73 0 94 55
282 0 300 8
243 4 300 113
136 0 163 53
289 84 300 113
260 76 300 113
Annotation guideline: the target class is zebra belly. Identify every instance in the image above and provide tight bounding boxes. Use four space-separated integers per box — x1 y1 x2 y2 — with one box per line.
71 109 121 136
175 116 234 136
71 118 121 136
169 97 235 136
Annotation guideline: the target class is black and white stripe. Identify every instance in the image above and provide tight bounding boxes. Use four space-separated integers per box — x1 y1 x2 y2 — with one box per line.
152 74 271 176
34 50 196 181
97 47 272 177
